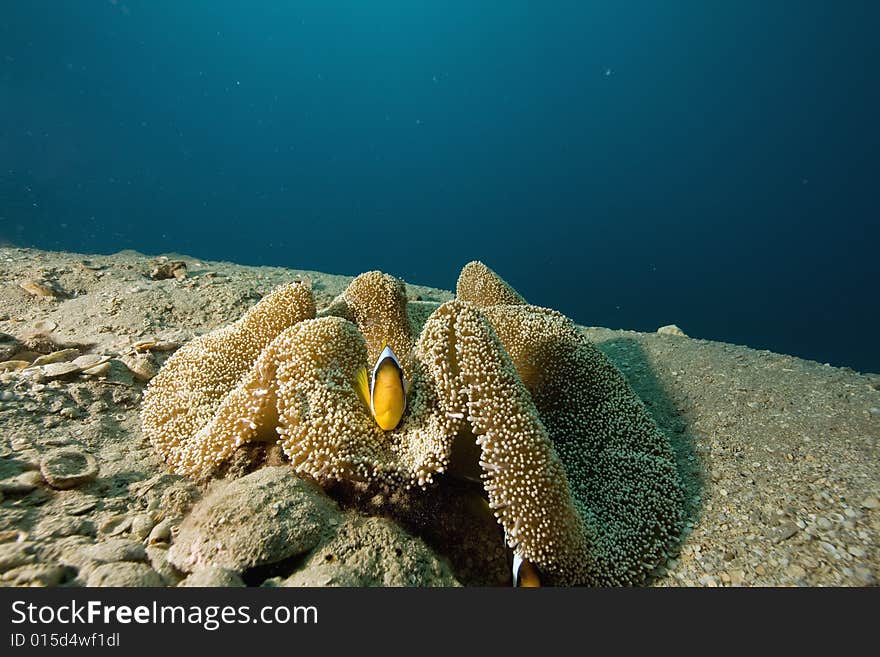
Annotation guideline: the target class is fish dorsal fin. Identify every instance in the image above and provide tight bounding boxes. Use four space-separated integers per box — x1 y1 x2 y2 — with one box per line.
354 366 371 411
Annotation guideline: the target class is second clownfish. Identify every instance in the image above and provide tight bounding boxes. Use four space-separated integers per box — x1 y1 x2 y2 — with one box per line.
355 342 408 431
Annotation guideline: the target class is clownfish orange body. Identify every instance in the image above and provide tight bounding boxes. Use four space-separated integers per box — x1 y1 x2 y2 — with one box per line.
355 343 407 431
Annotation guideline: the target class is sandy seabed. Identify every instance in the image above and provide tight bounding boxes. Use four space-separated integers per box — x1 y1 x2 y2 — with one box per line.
0 246 877 587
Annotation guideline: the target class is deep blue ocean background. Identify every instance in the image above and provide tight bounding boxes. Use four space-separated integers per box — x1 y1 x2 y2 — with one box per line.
1 1 878 371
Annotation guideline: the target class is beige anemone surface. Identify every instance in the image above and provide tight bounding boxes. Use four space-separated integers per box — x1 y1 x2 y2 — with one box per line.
141 262 683 585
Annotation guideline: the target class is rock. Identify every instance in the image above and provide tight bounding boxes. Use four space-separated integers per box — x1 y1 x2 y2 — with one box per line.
146 546 184 586
33 516 96 540
771 522 799 543
147 519 173 546
2 563 71 586
168 467 336 573
786 564 807 580
280 516 460 587
38 362 81 380
40 448 99 489
130 514 156 540
853 567 876 586
657 324 688 337
0 360 30 372
132 340 179 353
14 350 42 363
98 514 133 538
861 497 880 510
0 471 42 494
83 538 146 563
0 475 37 495
31 319 57 333
0 542 35 572
86 562 164 587
149 259 187 281
32 349 80 367
19 279 61 299
64 496 98 516
0 333 22 361
82 361 111 377
120 352 159 382
71 354 110 370
178 566 246 587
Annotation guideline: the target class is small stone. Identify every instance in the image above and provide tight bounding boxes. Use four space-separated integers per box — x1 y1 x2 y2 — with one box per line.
178 566 245 587
149 259 187 281
786 564 807 580
32 349 80 367
755 564 766 576
33 516 95 539
860 497 879 510
2 564 71 587
84 538 147 563
59 407 81 420
130 514 156 540
72 354 110 370
82 362 111 377
65 498 98 516
10 437 30 451
853 567 876 586
146 546 184 586
0 531 26 544
120 352 159 382
657 324 688 337
86 562 164 587
18 470 44 487
147 519 173 546
774 522 799 542
698 574 717 587
39 448 99 489
0 360 30 372
15 351 41 364
31 319 57 333
39 362 81 380
0 472 41 494
847 546 866 558
19 279 61 299
98 514 133 537
0 542 35 572
819 541 839 556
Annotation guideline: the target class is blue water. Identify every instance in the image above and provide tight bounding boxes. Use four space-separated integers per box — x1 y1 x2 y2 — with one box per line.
1 1 878 372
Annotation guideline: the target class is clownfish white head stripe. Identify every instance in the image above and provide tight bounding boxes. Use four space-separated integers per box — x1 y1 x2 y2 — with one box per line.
354 342 408 431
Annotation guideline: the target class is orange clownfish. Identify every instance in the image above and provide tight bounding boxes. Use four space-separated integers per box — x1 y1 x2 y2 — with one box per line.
512 553 542 587
355 342 408 431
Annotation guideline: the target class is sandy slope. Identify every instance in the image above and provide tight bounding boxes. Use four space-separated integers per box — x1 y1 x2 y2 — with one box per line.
0 247 877 587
